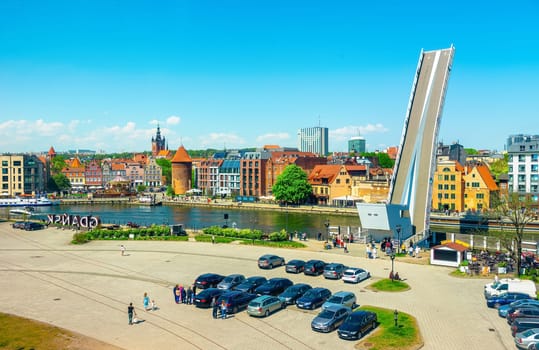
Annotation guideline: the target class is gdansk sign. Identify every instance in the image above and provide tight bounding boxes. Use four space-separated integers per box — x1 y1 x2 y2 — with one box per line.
47 214 100 229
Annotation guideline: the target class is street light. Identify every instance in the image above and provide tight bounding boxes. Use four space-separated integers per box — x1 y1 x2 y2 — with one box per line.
394 309 399 327
396 224 402 253
390 252 396 281
324 219 330 243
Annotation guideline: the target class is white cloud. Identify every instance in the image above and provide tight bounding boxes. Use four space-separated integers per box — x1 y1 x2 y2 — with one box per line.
166 115 181 125
256 132 290 143
197 133 245 148
330 124 389 141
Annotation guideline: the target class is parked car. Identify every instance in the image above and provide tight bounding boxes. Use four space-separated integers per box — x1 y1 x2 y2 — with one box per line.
311 304 351 332
323 263 347 279
193 288 224 308
322 291 357 310
338 310 378 340
217 274 246 290
278 283 312 305
487 292 531 308
304 260 326 276
255 278 293 296
216 291 257 314
12 221 26 229
24 222 44 231
285 259 306 274
499 299 539 318
235 276 267 293
515 328 539 349
296 287 331 310
512 319 539 337
342 268 370 283
194 273 225 290
485 279 537 299
258 254 285 269
508 308 539 324
247 295 286 317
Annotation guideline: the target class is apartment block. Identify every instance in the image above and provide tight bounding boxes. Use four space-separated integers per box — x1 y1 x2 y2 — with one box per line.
0 154 45 196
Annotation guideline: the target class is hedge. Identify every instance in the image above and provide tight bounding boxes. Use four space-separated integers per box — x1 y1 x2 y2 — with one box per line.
71 225 185 244
202 226 290 242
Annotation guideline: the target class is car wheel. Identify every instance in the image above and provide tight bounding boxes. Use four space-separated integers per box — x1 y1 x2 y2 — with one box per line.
494 302 501 309
270 263 274 269
265 310 269 317
357 330 363 339
233 306 238 314
372 321 376 330
310 304 314 310
281 303 286 309
281 260 285 266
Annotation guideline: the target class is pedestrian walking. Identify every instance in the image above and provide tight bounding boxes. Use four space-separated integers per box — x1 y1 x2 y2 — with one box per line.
186 286 193 305
212 296 219 319
120 244 126 256
415 245 421 258
220 300 227 319
143 292 150 311
180 285 186 304
173 284 180 304
151 299 157 311
366 244 371 259
128 302 135 325
211 235 215 244
344 242 349 254
192 284 197 298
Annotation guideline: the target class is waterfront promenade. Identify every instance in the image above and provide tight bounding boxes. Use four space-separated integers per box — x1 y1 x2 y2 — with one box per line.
0 222 515 350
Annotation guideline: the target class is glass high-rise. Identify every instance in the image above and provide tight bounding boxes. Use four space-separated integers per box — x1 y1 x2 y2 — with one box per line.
297 127 328 156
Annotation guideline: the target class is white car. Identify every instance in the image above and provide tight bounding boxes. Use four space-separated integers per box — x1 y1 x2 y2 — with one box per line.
342 268 370 284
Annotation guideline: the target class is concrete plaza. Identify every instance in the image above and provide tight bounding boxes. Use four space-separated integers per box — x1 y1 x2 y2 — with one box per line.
0 223 514 350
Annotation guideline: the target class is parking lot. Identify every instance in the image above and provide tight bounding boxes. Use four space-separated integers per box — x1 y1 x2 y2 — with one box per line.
0 223 516 349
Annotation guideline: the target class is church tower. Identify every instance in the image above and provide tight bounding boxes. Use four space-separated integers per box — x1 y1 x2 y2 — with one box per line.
151 124 167 156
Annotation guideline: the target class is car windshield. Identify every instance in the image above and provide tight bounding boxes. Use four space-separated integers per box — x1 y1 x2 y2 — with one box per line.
327 296 343 304
223 277 234 283
318 310 336 319
303 290 318 298
326 265 337 271
522 329 537 337
343 271 355 276
345 314 361 326
249 301 261 307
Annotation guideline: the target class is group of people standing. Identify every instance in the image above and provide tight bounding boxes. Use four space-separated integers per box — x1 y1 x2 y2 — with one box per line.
173 284 196 304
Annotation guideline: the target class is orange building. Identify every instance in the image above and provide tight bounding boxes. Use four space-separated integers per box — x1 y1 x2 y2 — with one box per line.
308 165 352 205
463 163 499 213
171 146 192 195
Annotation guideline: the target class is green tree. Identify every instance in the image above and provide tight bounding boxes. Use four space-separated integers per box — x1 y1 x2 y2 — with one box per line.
166 185 175 197
156 158 171 184
136 184 147 193
464 148 478 155
272 164 312 205
360 152 395 168
492 193 536 277
490 154 509 180
52 173 71 191
51 156 67 174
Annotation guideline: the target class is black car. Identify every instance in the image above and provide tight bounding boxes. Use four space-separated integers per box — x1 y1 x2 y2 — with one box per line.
24 222 44 231
235 276 268 293
255 278 294 296
194 273 225 290
338 310 378 340
278 283 312 305
216 291 257 314
12 221 26 229
285 259 306 274
296 287 332 310
304 260 326 276
193 288 224 308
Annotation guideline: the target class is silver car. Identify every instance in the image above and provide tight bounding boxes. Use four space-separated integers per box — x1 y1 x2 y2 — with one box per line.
322 291 357 310
217 274 245 290
342 268 370 283
311 304 352 333
323 263 347 279
515 328 539 349
247 295 286 317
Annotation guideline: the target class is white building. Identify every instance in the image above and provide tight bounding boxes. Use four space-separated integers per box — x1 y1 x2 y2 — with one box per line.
507 134 539 200
297 126 328 156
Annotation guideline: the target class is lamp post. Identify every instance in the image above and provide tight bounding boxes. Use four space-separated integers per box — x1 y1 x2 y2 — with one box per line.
396 224 402 253
394 309 399 327
390 252 396 281
324 219 330 243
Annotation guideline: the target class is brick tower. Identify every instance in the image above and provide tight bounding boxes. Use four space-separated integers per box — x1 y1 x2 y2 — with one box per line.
171 145 192 195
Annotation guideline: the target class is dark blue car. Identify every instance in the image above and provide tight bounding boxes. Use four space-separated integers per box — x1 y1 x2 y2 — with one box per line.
216 291 257 314
296 287 331 310
486 292 530 308
255 278 293 296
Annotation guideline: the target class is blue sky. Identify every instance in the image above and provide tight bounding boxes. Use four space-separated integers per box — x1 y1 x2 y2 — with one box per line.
1 0 538 154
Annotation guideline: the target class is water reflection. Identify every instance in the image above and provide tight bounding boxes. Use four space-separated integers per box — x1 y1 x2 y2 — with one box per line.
34 204 360 238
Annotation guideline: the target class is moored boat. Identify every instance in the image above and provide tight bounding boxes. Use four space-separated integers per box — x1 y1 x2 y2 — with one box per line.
0 197 56 207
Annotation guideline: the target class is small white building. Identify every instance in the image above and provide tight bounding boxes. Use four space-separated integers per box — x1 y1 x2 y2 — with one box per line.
430 242 468 268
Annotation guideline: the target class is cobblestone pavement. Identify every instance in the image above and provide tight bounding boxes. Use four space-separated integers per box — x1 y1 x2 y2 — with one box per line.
0 223 514 350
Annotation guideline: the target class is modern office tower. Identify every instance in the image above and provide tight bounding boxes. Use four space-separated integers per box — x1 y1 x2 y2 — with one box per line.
0 154 45 196
507 134 539 198
348 136 366 154
297 126 328 156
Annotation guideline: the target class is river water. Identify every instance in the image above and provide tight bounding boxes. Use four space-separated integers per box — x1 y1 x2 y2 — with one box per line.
23 204 360 238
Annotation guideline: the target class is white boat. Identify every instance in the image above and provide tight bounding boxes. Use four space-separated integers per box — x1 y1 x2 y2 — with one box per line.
0 197 56 207
9 208 33 215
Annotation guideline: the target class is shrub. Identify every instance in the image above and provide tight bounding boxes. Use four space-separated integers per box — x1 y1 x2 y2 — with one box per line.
71 232 89 244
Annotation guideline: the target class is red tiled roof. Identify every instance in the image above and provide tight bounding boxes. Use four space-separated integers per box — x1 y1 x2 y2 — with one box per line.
308 165 342 184
171 146 192 163
475 164 499 191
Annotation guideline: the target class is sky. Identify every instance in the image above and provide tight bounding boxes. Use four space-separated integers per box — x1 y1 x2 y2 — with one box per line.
1 0 538 154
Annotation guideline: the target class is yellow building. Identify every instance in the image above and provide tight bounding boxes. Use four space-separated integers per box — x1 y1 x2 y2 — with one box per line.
61 157 86 190
463 163 499 213
308 165 352 205
0 154 45 196
432 160 465 213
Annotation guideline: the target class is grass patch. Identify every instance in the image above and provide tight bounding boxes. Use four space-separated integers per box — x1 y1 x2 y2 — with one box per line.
194 234 236 243
368 278 410 292
239 239 307 248
357 305 422 350
0 312 80 349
